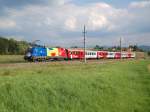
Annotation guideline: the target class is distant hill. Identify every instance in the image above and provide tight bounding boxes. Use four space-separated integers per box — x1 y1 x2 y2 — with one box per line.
139 46 150 52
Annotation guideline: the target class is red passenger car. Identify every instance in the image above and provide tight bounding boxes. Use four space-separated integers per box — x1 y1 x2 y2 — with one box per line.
67 49 84 60
127 52 132 58
97 51 108 59
114 52 121 59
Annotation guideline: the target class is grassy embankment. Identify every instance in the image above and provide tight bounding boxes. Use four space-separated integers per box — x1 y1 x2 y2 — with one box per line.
0 55 25 63
0 56 150 112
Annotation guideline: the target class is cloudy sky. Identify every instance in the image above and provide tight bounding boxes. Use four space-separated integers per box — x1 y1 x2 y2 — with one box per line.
0 0 150 47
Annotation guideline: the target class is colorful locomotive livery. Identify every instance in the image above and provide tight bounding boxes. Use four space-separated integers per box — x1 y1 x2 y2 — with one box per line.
24 47 136 61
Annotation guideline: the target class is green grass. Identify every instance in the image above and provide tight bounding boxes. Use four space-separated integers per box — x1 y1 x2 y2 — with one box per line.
0 55 25 63
0 59 150 112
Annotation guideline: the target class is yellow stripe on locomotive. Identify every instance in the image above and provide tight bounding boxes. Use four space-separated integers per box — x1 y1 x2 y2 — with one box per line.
46 48 59 57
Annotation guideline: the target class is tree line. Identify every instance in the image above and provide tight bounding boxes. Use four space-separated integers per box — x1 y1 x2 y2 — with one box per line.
93 45 145 52
0 37 29 55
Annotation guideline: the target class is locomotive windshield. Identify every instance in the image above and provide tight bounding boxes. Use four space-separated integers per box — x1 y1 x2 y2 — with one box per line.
24 47 33 61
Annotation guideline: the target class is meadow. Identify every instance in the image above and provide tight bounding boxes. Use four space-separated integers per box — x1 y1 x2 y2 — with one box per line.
0 55 25 63
0 55 150 112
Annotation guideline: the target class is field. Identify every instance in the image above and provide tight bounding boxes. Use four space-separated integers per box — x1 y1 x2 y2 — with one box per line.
0 55 25 64
0 55 150 112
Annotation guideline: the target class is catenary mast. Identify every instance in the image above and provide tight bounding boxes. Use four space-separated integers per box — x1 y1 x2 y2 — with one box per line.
83 25 87 63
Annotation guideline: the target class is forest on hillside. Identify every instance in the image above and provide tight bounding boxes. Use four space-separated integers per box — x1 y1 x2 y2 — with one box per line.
0 37 29 55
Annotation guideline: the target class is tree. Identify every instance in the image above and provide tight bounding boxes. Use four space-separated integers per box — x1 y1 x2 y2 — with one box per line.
94 45 104 50
0 37 9 54
8 38 18 54
17 41 29 54
129 45 143 52
148 52 150 56
0 36 29 55
71 46 78 48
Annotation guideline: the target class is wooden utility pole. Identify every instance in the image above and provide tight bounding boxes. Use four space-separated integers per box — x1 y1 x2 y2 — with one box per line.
83 25 87 63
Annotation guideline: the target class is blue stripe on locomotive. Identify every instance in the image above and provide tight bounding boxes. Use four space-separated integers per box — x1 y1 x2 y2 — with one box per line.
31 47 47 57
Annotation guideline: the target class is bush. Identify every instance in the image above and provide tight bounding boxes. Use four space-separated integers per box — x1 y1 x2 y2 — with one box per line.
148 52 150 56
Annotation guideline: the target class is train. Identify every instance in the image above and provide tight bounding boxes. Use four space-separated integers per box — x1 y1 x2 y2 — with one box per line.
24 47 136 62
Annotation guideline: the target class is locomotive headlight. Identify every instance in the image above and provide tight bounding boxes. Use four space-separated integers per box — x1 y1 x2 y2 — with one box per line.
26 52 31 57
24 52 32 61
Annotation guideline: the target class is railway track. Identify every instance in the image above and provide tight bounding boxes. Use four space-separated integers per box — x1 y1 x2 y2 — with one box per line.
0 59 136 68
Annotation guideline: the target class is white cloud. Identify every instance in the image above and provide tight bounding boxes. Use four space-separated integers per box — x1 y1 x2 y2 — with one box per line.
4 2 128 32
129 1 150 8
0 19 16 29
0 1 150 46
54 0 71 6
88 13 108 30
65 17 77 30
